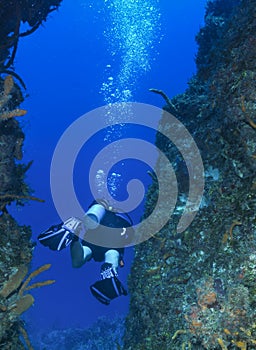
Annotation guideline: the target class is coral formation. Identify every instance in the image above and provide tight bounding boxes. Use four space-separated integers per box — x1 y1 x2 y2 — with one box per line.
30 316 125 350
0 263 54 315
123 0 256 349
0 263 55 348
0 0 62 73
0 1 62 349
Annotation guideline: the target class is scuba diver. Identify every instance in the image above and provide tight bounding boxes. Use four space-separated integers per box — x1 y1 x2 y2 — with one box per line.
38 199 134 305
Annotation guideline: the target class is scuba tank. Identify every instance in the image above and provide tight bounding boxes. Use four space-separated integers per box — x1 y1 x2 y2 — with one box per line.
83 202 106 229
83 198 133 230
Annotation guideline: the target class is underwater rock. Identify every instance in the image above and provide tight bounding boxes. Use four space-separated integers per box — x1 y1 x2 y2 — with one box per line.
0 0 63 72
0 1 62 349
123 0 256 349
31 316 125 350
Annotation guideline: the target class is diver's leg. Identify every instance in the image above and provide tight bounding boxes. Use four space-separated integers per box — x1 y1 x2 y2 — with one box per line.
90 250 127 304
70 240 92 268
104 249 120 271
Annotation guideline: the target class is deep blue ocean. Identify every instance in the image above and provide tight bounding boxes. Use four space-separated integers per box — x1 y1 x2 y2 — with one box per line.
11 0 206 339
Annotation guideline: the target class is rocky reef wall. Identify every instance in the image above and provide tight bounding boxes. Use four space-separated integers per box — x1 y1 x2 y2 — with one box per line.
123 0 256 349
0 1 62 349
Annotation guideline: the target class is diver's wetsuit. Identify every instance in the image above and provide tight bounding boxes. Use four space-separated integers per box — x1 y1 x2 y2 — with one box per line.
82 207 134 263
37 201 133 304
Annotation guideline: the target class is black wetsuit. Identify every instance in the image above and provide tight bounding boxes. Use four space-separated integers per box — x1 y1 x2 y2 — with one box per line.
82 207 134 262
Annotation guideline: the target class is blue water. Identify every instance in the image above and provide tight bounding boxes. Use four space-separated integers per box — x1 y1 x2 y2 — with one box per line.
12 0 206 338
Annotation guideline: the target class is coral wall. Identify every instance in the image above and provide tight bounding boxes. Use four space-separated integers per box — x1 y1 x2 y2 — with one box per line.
0 1 62 349
123 1 256 349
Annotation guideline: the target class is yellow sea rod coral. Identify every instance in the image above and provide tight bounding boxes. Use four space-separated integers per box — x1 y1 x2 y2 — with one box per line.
0 75 27 120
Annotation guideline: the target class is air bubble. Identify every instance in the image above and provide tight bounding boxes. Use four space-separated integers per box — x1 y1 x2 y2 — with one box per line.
100 0 161 105
96 0 162 200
